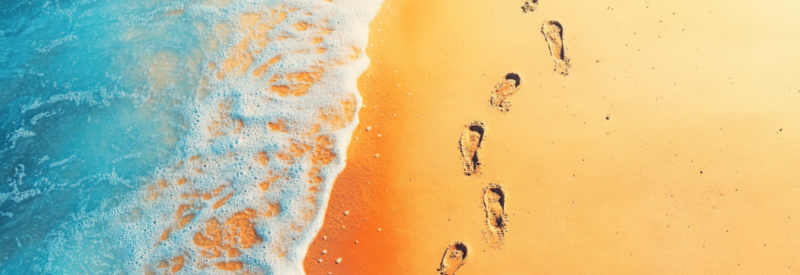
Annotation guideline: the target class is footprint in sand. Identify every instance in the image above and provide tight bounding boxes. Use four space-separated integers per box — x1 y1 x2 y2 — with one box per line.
541 20 570 76
489 73 522 112
459 121 486 176
483 183 508 247
437 242 468 275
521 0 538 13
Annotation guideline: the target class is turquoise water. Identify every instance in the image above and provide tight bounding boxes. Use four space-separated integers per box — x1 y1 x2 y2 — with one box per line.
0 0 381 273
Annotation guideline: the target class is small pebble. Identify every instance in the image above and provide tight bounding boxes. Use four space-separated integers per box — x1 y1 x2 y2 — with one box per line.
343 210 349 216
378 228 382 232
342 225 346 229
355 240 359 244
377 134 382 137
323 236 327 240
374 154 380 158
336 258 343 264
318 259 323 263
322 250 327 254
366 126 372 131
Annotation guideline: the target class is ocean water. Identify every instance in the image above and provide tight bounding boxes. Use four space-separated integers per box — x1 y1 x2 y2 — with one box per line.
0 0 382 273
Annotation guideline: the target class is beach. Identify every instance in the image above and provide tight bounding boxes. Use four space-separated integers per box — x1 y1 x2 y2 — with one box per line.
3 0 800 273
305 0 800 274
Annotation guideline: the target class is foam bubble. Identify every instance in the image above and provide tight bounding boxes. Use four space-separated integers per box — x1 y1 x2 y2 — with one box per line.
0 0 381 272
101 0 384 274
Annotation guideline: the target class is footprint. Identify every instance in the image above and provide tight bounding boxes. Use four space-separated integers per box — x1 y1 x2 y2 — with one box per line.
437 242 469 275
459 121 486 176
521 0 538 13
541 20 570 76
489 73 521 112
483 183 507 247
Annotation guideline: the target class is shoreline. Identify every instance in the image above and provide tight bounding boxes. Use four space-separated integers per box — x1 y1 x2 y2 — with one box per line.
305 0 800 274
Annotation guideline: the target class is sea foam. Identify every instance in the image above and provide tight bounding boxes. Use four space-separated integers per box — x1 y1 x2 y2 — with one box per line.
112 0 383 274
0 0 382 274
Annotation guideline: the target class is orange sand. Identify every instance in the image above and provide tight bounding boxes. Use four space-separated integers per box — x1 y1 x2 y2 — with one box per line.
306 0 800 274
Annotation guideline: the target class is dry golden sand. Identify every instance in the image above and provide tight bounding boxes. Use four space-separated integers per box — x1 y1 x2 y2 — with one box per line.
306 0 800 274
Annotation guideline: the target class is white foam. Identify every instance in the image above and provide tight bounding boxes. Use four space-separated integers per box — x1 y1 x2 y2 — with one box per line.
29 109 60 125
101 0 384 274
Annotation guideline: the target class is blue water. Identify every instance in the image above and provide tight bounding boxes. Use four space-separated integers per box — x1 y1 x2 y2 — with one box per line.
1 0 200 273
0 0 382 273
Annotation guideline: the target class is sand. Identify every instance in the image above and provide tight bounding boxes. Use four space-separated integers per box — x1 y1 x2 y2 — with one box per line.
305 0 800 274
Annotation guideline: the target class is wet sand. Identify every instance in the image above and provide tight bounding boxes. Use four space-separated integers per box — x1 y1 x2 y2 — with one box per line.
305 0 800 274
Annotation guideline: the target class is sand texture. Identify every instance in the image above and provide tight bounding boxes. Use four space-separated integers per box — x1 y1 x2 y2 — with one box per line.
305 0 800 274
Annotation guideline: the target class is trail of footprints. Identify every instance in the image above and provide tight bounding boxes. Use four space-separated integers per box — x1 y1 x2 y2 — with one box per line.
437 2 568 274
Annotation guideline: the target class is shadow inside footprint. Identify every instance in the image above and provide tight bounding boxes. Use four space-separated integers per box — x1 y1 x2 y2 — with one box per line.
483 183 507 247
505 72 521 86
437 242 468 275
489 73 522 112
541 20 570 76
459 121 486 175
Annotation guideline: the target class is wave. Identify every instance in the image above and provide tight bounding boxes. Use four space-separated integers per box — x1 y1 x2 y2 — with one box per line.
0 0 382 273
